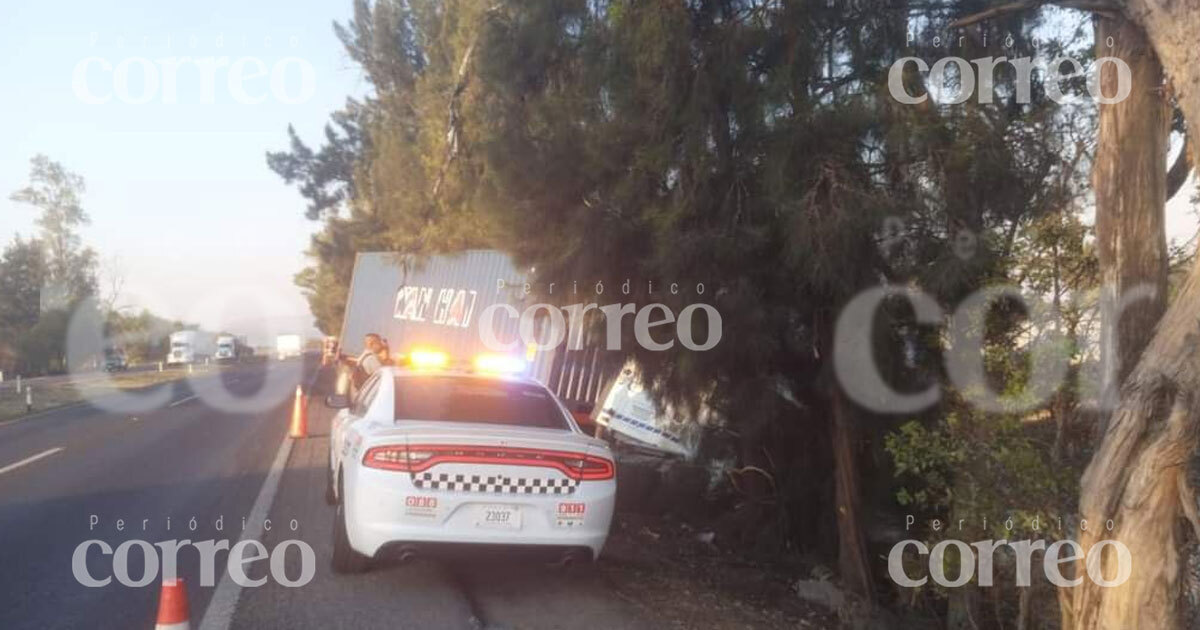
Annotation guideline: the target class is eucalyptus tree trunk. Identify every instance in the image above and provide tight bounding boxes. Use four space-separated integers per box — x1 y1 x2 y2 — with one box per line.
1092 15 1169 431
1073 3 1200 627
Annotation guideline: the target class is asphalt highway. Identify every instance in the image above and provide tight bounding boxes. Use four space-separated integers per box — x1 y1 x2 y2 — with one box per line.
0 357 649 629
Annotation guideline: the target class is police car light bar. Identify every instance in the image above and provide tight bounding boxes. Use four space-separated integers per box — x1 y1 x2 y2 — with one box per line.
408 348 449 370
473 353 527 374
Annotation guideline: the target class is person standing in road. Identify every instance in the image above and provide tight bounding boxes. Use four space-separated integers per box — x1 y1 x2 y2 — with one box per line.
358 333 385 376
342 333 385 390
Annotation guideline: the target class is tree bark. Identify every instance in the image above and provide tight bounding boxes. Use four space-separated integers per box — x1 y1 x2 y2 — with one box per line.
832 388 874 605
1120 3 1200 173
1018 584 1033 630
1071 2 1200 628
1093 14 1169 430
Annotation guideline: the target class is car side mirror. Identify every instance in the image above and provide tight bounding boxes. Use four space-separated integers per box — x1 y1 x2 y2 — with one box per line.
325 394 350 409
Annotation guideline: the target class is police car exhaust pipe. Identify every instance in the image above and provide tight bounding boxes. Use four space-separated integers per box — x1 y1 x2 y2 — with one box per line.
553 550 585 569
397 545 418 565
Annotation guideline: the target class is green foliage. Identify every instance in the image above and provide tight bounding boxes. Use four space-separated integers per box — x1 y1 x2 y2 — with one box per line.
0 210 82 376
0 237 45 332
105 309 184 364
9 154 97 305
0 156 155 375
268 0 495 334
887 411 1074 540
0 238 46 373
19 309 71 375
888 420 966 509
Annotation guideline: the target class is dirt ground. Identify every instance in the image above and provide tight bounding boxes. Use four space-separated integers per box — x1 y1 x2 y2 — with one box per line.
598 514 839 629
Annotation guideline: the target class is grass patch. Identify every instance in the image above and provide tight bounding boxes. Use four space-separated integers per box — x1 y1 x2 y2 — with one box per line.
0 366 223 423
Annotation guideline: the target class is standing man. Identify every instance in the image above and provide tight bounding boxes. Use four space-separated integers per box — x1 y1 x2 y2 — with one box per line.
343 333 385 390
358 333 385 376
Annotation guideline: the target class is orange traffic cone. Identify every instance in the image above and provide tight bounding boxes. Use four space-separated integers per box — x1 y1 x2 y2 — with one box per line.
154 577 190 630
289 385 308 438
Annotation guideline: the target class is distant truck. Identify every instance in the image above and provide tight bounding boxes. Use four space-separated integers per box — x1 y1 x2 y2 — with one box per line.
167 330 216 365
275 334 303 361
214 334 251 363
103 347 128 372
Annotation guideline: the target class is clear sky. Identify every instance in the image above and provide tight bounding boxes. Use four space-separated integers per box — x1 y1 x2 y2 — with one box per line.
0 0 368 345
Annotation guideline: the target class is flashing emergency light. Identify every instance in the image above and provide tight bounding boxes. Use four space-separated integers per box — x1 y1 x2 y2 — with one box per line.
473 353 527 374
408 348 449 370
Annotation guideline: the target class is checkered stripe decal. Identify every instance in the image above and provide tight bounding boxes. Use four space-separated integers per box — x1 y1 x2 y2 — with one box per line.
413 472 578 495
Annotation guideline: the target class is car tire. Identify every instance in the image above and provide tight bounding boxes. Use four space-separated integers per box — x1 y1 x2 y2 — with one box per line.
331 475 371 574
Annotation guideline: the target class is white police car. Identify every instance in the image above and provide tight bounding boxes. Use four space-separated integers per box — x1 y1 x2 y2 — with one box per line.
325 350 617 573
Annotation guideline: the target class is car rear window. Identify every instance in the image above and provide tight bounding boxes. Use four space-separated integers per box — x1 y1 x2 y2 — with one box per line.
393 376 570 430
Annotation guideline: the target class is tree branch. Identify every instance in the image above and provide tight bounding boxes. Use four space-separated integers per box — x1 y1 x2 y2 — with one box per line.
948 0 1039 28
948 0 1120 28
430 5 500 205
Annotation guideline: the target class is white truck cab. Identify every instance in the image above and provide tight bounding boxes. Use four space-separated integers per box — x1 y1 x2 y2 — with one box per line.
167 330 215 365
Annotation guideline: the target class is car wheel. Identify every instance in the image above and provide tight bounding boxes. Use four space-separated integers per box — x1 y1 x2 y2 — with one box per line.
331 475 371 574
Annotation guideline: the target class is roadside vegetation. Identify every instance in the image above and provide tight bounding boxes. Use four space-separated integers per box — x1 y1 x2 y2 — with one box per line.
263 1 1195 628
0 156 198 378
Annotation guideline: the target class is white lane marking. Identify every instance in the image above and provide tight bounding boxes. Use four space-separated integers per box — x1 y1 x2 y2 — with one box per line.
167 395 198 408
198 433 294 630
0 447 64 476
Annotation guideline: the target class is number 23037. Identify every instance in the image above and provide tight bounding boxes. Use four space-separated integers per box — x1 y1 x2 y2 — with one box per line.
478 505 520 528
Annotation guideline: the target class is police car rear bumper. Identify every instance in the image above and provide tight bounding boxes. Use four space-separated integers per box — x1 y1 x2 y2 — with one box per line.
345 466 616 559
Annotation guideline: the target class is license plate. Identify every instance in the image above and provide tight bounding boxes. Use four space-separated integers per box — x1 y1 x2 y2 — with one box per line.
476 505 521 530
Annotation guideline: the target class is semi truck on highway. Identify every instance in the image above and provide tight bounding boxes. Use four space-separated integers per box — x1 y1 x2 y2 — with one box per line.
166 330 216 365
214 334 251 363
275 334 303 361
102 347 128 372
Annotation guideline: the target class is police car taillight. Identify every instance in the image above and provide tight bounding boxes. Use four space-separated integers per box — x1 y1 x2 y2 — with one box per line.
363 446 433 471
365 444 614 479
565 455 615 481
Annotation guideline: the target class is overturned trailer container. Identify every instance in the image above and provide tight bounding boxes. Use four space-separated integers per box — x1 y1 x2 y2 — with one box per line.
338 250 559 383
338 250 703 457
